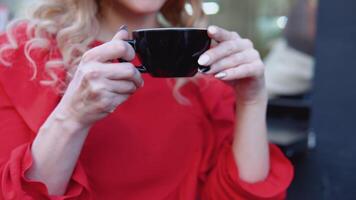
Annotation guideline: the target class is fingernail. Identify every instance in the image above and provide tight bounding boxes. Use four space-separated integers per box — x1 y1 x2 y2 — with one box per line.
118 24 128 32
198 54 210 65
141 81 144 87
215 72 227 79
208 26 218 34
198 66 211 73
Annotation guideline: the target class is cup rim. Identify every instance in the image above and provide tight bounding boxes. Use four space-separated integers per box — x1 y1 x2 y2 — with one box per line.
133 27 207 32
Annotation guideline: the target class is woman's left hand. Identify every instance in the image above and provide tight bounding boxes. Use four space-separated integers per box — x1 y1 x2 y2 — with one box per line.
198 25 267 105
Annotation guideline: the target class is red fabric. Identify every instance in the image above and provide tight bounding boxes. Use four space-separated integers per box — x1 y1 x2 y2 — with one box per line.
0 23 293 200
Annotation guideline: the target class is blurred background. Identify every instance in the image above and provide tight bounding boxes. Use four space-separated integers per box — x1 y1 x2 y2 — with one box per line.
0 0 355 199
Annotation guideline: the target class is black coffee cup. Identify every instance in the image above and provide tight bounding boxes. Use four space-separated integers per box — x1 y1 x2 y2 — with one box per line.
122 28 211 77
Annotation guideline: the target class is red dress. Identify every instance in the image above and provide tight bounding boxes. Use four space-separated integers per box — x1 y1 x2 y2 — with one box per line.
0 23 293 200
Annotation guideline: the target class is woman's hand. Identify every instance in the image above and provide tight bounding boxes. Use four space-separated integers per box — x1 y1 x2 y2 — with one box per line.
27 28 143 195
55 29 144 128
199 26 270 183
198 25 267 105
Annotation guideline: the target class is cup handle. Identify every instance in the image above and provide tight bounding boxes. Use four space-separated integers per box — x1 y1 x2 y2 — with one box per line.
118 39 148 73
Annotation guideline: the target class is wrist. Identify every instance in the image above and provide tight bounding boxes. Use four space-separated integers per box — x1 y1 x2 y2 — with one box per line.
235 90 268 120
234 76 268 106
44 106 91 135
236 89 268 107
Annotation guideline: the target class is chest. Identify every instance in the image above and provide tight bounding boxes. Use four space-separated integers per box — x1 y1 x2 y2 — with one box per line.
79 78 210 191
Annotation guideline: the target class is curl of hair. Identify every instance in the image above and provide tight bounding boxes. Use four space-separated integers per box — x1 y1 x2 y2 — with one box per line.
0 0 207 99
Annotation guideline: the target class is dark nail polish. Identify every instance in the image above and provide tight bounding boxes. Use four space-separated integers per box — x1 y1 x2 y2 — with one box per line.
118 24 128 32
198 66 211 73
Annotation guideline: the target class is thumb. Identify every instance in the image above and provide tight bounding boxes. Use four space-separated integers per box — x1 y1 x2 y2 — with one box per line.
112 25 129 41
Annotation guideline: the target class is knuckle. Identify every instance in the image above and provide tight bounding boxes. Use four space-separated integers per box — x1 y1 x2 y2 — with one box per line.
254 65 264 77
227 40 238 52
256 61 265 74
123 64 137 77
256 67 264 77
244 64 253 76
243 39 253 48
231 31 240 39
82 72 91 83
81 50 96 63
127 83 137 93
255 60 265 68
83 68 100 81
112 40 127 55
251 49 260 58
88 84 103 98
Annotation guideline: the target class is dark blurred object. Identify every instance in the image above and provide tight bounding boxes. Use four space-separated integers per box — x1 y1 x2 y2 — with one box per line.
284 0 317 56
266 0 318 164
267 94 313 158
287 0 356 199
265 2 318 197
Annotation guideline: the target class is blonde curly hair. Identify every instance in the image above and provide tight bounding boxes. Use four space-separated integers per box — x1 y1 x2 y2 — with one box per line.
0 0 206 102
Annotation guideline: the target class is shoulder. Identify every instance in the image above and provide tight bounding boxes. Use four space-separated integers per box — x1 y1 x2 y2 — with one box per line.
0 19 29 42
0 19 63 84
0 20 28 66
0 19 33 58
0 20 35 84
0 20 62 132
0 19 61 65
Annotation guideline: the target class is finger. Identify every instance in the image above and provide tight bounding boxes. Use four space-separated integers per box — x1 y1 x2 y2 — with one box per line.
104 79 138 94
207 25 240 42
198 38 254 66
112 25 129 41
81 26 133 63
214 61 264 81
82 62 144 88
207 49 260 74
81 39 135 63
102 63 143 88
104 63 144 88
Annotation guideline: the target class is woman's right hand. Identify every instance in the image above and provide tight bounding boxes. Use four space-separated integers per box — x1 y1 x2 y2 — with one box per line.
54 29 144 128
26 29 142 195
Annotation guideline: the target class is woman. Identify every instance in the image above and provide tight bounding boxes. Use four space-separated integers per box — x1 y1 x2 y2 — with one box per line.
0 0 293 199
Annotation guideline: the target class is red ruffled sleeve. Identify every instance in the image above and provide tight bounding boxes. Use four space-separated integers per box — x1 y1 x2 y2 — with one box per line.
0 21 91 200
201 143 294 200
198 78 294 200
1 144 91 200
0 80 91 200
